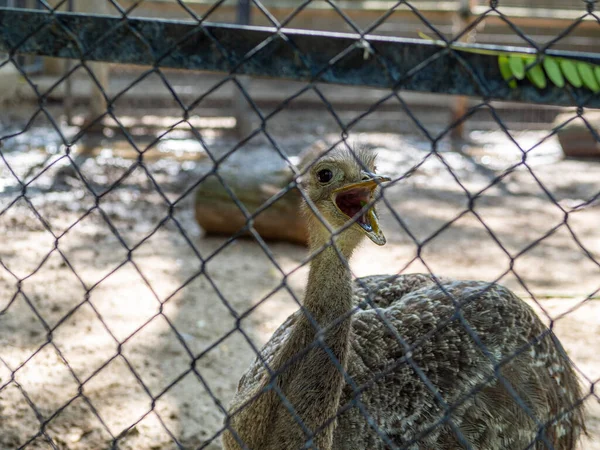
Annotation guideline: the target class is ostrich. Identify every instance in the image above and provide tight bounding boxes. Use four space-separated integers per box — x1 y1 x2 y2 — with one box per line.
222 147 585 450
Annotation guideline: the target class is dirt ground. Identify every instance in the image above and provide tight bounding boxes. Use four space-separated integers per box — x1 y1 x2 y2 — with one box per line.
0 105 599 449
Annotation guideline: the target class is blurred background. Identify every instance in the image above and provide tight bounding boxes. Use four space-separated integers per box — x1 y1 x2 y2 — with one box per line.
0 1 599 449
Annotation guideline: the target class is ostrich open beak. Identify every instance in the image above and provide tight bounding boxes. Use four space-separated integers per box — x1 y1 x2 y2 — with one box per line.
332 173 391 246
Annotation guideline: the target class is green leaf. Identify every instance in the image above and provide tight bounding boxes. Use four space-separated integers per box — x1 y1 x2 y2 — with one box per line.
543 57 565 88
524 57 546 89
560 59 582 88
508 55 525 80
418 31 435 41
415 31 598 92
577 62 600 93
498 55 517 88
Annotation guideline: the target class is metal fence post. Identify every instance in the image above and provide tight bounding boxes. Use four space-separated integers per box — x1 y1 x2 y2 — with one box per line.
450 0 476 142
82 0 110 131
64 0 75 126
233 0 253 138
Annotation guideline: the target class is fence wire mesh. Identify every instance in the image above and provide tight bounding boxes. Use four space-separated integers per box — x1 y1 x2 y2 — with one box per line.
0 0 599 449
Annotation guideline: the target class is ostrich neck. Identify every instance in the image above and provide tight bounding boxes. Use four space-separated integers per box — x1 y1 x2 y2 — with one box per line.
303 243 354 324
266 243 354 449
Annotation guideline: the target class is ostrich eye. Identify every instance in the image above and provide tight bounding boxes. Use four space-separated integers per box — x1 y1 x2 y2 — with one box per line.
316 169 333 183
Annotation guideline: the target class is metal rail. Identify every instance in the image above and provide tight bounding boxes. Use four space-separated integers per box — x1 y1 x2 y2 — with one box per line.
0 7 599 108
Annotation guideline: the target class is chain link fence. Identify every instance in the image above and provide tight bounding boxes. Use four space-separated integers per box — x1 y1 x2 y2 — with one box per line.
0 1 599 449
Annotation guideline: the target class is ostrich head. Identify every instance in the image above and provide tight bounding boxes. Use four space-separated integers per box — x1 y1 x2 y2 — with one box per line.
300 146 390 254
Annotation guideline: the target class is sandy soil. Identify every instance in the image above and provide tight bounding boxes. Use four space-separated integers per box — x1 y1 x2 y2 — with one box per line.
0 109 599 449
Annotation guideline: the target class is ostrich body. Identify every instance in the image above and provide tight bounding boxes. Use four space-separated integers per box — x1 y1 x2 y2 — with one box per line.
223 149 585 450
